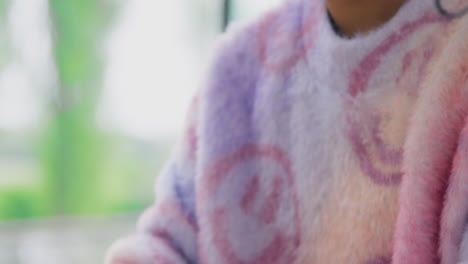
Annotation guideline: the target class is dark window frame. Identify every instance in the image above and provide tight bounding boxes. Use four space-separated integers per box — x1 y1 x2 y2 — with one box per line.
222 0 231 31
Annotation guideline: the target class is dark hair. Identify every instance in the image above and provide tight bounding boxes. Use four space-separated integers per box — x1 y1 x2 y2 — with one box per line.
435 0 468 18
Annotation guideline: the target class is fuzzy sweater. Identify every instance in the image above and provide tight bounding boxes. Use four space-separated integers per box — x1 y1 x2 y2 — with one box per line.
106 0 468 263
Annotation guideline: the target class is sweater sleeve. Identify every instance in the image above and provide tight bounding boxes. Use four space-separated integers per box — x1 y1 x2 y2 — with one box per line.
105 96 200 264
104 8 266 262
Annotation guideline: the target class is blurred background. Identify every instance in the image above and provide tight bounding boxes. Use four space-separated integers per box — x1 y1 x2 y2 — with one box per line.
0 0 280 263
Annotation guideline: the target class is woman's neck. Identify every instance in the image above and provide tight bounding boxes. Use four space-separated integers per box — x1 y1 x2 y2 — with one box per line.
326 0 407 37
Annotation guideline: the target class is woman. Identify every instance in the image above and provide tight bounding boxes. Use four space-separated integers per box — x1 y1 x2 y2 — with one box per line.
106 0 468 263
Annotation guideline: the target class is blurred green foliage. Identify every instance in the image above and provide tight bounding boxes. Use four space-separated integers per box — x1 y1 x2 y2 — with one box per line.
41 0 111 215
0 0 166 220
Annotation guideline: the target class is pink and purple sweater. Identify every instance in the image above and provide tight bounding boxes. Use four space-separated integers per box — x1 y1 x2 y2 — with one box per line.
106 0 468 263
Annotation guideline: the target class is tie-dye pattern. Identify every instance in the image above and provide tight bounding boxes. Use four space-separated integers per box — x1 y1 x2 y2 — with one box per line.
106 0 468 263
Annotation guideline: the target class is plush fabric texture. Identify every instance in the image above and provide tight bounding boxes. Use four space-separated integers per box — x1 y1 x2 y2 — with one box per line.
105 0 468 263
